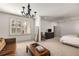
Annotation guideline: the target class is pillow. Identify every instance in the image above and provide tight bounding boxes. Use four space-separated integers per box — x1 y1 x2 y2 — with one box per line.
36 46 45 52
0 37 6 52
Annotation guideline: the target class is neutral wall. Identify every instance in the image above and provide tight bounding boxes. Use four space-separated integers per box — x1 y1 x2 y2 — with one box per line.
41 20 51 33
55 17 79 37
41 19 57 36
0 12 35 42
41 16 79 37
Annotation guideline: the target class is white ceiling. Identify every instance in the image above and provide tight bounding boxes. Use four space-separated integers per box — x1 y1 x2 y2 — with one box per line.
0 3 79 17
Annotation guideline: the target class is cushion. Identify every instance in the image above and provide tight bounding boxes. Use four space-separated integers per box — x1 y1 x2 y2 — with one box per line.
36 46 45 52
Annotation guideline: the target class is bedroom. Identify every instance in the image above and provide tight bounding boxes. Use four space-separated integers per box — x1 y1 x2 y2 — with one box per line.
0 3 79 56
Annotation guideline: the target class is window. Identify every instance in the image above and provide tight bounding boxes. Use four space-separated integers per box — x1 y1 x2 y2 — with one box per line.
10 18 31 35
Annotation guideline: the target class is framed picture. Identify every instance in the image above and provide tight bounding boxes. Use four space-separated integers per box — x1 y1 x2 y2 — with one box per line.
10 18 31 35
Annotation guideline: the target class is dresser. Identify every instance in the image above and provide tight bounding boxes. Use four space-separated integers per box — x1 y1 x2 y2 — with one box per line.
45 32 54 39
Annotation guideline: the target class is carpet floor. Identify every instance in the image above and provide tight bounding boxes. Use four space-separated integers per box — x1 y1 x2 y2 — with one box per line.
16 37 79 56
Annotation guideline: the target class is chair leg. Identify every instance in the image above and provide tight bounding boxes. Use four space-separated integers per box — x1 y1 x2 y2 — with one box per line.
26 46 28 53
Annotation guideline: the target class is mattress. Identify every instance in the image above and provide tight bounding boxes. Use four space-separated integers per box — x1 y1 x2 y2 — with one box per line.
60 35 79 47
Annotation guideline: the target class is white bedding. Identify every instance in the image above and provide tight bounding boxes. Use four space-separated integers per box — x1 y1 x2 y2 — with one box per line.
60 35 79 47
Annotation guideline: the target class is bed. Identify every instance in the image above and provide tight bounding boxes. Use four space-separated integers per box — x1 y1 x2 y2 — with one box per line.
60 35 79 47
